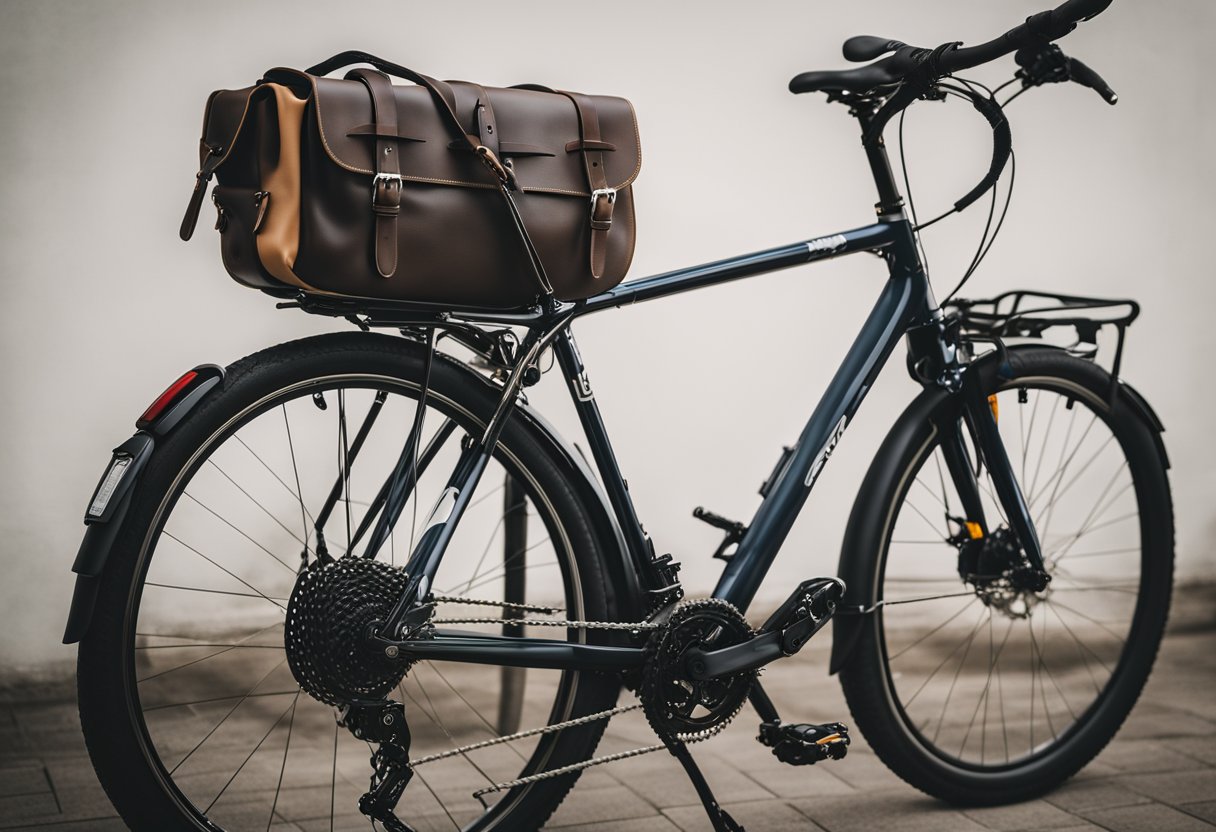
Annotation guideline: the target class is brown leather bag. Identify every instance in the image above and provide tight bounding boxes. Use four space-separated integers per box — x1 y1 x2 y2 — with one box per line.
180 51 641 309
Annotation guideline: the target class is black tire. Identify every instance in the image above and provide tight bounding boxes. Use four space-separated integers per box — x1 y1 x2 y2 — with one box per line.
78 332 624 831
838 346 1173 805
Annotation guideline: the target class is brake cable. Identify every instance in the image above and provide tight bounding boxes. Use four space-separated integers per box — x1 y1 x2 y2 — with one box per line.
895 77 1019 303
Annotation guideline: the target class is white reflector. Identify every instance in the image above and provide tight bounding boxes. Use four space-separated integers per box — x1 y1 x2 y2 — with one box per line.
88 456 132 518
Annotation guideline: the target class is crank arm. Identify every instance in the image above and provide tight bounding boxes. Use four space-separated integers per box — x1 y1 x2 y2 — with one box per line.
686 578 844 681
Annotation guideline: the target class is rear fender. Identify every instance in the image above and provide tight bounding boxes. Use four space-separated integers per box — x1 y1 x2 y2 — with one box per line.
63 365 224 644
511 400 646 624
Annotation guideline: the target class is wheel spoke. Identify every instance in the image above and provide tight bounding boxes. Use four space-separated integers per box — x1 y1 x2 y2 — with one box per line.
233 433 315 526
888 597 979 662
281 404 312 555
425 663 529 763
265 689 301 831
931 608 988 743
207 457 311 555
165 658 290 775
402 673 499 789
182 491 298 574
143 582 289 603
137 621 282 683
904 606 989 709
161 531 288 613
203 690 300 814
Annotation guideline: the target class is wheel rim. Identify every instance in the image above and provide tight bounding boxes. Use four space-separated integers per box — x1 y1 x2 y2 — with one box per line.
122 374 595 830
876 376 1148 770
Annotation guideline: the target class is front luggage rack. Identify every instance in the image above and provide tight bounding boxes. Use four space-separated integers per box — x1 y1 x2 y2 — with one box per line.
947 289 1139 402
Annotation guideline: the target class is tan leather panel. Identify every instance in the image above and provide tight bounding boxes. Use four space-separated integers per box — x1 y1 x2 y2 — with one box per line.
255 83 312 290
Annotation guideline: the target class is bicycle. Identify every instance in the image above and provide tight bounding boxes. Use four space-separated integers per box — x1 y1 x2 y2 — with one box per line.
66 0 1174 829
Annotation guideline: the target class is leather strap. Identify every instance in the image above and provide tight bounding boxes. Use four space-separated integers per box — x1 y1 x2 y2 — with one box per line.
514 84 614 279
180 144 224 241
470 83 500 160
564 91 614 279
348 68 401 278
308 52 482 151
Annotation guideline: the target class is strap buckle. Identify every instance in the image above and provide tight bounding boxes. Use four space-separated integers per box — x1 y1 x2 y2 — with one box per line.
371 173 403 215
590 188 617 230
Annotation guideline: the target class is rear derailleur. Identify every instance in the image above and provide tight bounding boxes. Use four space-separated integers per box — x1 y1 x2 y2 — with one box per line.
339 699 417 832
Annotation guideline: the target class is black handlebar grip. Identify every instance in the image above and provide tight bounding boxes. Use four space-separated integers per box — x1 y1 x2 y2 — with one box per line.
954 95 1014 213
842 35 908 63
1068 56 1118 104
1052 0 1114 24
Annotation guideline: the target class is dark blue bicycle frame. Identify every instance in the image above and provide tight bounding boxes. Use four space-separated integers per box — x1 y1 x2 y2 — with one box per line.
372 212 966 667
374 105 1047 673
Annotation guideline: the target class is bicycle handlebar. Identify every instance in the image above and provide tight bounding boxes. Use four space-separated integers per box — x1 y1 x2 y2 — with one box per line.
789 0 1113 95
938 0 1112 75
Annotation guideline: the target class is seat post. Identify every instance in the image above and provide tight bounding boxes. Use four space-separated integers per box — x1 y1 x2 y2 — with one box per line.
853 103 906 219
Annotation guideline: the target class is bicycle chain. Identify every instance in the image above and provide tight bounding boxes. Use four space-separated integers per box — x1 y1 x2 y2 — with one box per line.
430 616 663 630
412 595 735 803
427 592 663 631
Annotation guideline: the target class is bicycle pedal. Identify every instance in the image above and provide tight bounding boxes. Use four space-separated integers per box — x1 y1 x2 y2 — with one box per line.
758 721 850 766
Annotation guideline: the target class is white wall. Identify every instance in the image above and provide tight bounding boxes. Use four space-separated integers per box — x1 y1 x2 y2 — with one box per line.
1 0 1212 678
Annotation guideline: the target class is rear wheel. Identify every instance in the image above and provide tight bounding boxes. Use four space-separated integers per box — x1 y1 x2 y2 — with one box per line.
839 347 1173 804
78 332 624 831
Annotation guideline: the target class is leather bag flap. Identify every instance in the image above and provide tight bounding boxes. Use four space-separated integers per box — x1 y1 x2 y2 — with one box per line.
301 72 640 196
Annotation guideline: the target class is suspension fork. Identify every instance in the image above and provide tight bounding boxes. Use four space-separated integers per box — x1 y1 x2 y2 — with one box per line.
377 313 575 638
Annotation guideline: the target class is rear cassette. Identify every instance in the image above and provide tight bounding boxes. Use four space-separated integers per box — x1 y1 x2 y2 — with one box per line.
285 557 411 705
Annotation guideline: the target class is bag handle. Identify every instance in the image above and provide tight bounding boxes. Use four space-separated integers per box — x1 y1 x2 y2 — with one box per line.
306 51 480 152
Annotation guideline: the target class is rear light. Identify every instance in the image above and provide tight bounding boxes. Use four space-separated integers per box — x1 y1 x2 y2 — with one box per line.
138 370 198 428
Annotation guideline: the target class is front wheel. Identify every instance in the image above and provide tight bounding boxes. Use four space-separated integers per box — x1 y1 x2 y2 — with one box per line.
838 347 1173 804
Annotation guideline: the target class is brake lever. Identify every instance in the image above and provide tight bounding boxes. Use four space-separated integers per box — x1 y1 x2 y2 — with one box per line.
1066 56 1118 104
1014 43 1117 105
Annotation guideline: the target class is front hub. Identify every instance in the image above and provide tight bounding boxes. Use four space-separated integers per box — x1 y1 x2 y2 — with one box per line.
961 527 1052 620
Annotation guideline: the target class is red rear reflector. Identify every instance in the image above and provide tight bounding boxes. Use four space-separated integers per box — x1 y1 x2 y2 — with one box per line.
139 370 199 426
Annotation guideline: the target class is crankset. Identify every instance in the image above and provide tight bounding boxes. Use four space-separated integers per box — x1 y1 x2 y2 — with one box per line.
634 584 847 831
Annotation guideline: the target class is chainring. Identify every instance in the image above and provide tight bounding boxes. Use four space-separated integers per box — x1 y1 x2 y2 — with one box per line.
284 556 412 706
640 598 755 742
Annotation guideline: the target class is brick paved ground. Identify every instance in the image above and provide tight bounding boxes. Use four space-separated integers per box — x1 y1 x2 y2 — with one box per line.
2 617 1212 831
